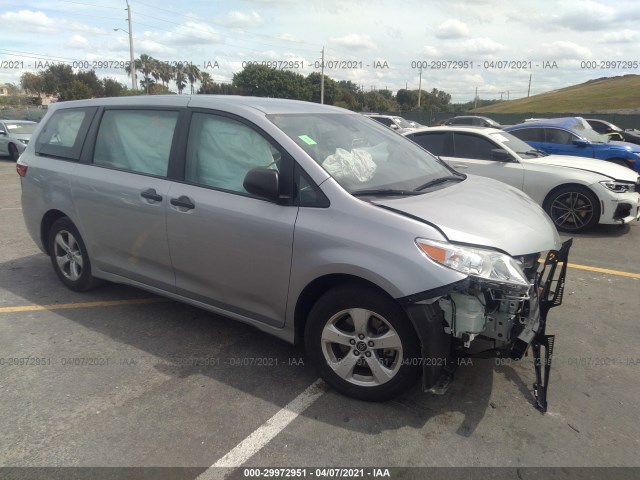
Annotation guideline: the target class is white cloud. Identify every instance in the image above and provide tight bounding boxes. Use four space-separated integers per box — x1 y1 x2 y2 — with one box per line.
0 10 105 35
435 19 470 39
64 35 90 50
222 10 265 28
329 34 376 50
601 30 639 44
457 38 506 54
537 41 592 60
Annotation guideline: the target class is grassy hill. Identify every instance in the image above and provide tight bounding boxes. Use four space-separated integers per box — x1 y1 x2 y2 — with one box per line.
472 75 640 114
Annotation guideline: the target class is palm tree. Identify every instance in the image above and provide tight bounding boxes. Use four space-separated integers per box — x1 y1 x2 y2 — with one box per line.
199 71 213 93
173 65 187 95
185 63 201 94
157 61 172 90
138 54 156 94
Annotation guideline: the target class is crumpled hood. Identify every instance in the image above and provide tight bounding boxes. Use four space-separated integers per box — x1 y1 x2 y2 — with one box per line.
373 175 561 256
531 154 639 181
598 140 640 153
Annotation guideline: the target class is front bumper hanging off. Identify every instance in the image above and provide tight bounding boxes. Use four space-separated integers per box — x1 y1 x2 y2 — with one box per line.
528 238 573 412
404 239 573 413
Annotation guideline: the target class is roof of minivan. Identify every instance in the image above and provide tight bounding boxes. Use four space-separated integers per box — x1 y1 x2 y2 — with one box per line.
48 95 351 115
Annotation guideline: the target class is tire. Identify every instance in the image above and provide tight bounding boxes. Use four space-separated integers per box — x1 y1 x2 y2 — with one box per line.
544 185 600 233
304 285 421 401
48 217 101 292
8 143 19 161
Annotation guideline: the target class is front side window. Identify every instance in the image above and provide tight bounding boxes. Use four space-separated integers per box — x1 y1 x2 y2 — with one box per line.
545 128 574 145
93 109 178 176
452 132 496 160
185 113 280 194
510 127 544 142
35 107 96 160
268 113 453 193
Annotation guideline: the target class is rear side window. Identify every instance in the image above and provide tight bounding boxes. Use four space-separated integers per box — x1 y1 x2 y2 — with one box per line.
372 117 393 127
35 107 96 160
410 132 448 156
93 109 178 177
545 128 574 145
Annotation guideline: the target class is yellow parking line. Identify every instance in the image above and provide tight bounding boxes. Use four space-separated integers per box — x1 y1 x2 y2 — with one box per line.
566 262 640 279
0 297 170 314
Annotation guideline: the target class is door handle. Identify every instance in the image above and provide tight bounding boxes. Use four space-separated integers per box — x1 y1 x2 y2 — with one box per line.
452 164 468 169
140 188 163 202
170 195 195 210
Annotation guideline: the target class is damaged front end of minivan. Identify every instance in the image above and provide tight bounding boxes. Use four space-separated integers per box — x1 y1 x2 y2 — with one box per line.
401 238 572 412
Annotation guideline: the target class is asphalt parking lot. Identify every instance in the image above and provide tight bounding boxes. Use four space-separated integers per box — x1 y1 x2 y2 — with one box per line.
1 155 639 479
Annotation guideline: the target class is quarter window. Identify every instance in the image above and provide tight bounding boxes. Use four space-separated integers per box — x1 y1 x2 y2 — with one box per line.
185 113 280 194
35 107 96 160
93 109 178 176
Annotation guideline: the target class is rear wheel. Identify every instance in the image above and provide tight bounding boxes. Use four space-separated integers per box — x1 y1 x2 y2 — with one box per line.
8 143 19 161
48 217 101 291
544 185 600 233
305 285 420 401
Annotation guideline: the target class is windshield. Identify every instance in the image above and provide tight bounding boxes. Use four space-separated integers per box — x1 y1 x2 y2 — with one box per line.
571 120 609 143
4 122 37 134
489 131 545 157
485 118 502 127
268 113 454 193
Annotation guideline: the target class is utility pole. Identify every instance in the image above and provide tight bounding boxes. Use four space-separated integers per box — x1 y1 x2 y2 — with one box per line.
320 47 324 104
527 74 532 97
126 0 136 91
417 66 422 108
474 86 478 109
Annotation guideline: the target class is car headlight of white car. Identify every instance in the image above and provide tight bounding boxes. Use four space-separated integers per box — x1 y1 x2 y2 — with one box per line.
599 180 635 193
416 238 530 292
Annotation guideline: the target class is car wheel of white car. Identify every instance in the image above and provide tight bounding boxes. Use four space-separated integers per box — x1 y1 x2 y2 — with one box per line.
544 186 600 233
48 217 101 292
305 285 420 401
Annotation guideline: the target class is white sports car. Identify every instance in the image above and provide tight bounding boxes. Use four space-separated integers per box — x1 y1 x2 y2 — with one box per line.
404 126 640 232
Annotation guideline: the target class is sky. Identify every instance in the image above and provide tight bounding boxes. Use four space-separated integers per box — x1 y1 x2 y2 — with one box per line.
2 0 640 102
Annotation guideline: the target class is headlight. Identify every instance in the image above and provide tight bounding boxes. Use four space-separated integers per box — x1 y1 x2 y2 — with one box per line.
416 238 530 290
600 180 634 193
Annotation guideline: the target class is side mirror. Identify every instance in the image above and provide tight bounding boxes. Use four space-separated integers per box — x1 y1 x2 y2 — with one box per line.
0 130 6 135
572 139 589 147
243 167 280 202
491 148 512 161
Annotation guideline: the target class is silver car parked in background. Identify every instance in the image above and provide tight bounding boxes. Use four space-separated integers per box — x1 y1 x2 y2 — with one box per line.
17 96 570 410
0 119 37 161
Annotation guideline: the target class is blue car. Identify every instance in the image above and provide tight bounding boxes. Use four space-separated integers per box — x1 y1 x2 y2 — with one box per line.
505 117 640 173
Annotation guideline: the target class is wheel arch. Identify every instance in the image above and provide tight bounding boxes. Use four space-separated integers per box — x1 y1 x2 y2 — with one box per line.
293 274 408 345
542 182 599 211
40 209 69 255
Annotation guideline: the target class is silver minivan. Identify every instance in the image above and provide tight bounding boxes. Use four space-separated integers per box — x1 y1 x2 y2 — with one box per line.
17 96 571 410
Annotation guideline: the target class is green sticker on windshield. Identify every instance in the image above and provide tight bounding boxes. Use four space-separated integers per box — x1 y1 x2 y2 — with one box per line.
298 134 317 145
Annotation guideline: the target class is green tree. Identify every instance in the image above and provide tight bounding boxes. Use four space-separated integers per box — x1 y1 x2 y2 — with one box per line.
174 65 187 94
232 64 306 99
76 70 104 98
305 72 337 104
103 78 126 97
185 63 201 94
21 72 44 98
58 79 93 101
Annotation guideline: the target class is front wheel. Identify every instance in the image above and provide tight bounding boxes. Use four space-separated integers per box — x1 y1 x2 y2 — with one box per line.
305 285 421 401
48 217 101 292
544 186 600 233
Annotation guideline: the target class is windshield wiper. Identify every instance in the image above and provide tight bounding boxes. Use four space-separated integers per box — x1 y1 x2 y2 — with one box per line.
414 175 465 191
352 189 422 197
